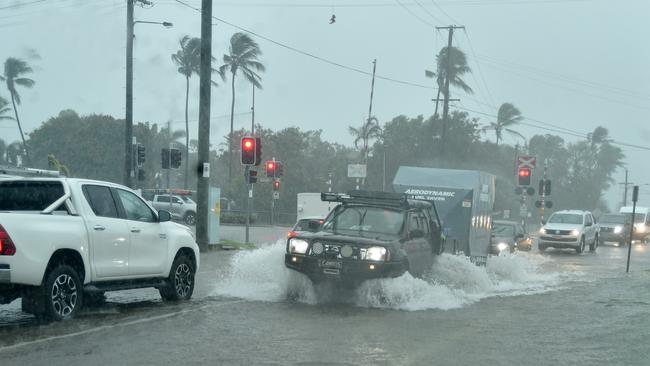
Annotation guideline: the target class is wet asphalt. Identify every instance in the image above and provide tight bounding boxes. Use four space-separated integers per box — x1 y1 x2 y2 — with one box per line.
1 241 649 366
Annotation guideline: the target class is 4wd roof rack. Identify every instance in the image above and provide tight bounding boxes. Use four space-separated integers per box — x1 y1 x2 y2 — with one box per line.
321 190 432 209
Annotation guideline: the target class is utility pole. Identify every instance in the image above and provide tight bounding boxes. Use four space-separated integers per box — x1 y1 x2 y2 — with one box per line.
623 168 629 207
195 0 212 252
125 0 135 188
361 59 377 188
434 25 464 155
251 86 256 134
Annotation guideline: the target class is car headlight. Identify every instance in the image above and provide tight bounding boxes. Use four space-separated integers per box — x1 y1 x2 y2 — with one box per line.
497 243 509 251
539 228 547 235
288 238 309 254
571 229 580 236
614 226 623 234
361 246 387 261
635 224 646 233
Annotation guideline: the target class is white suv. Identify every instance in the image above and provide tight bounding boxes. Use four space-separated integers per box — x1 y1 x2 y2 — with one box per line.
539 210 599 253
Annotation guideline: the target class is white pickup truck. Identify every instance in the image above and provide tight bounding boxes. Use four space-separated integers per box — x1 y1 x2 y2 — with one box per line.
0 177 200 320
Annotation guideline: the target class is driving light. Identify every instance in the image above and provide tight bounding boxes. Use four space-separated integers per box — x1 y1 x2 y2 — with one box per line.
614 226 623 234
539 228 547 235
635 224 646 233
312 241 324 255
340 245 353 258
571 229 580 236
497 243 508 252
289 238 309 254
362 246 387 261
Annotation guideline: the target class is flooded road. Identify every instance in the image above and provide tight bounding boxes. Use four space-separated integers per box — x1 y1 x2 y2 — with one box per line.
1 242 649 366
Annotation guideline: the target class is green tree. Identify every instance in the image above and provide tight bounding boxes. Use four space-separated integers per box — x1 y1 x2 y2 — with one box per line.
425 46 473 119
219 32 265 182
348 116 382 164
482 103 525 145
171 36 201 189
1 58 35 165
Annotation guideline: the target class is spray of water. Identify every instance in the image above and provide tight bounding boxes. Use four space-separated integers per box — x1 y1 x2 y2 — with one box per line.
214 240 567 311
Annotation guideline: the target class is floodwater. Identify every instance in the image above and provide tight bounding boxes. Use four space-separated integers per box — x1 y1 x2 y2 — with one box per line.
1 240 649 366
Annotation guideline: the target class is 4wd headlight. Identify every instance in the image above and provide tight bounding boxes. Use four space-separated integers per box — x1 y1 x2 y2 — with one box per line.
288 238 309 254
539 228 547 235
635 224 646 233
614 226 623 234
497 243 509 252
571 229 580 236
361 246 387 261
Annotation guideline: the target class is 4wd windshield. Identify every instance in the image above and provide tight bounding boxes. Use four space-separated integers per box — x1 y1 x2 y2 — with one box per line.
600 214 626 224
322 205 404 237
622 213 646 223
492 223 515 236
548 213 583 225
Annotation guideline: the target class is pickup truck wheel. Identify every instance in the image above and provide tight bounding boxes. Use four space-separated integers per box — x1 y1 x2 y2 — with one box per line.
576 237 585 254
160 256 195 301
589 235 598 252
184 212 196 226
44 265 83 321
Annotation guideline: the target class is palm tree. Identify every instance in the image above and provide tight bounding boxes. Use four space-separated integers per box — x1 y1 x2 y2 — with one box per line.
171 36 202 189
425 46 473 118
482 103 524 145
2 58 35 166
219 32 265 182
348 116 382 164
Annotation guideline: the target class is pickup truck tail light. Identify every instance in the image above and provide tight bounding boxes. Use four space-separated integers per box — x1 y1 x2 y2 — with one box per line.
0 225 16 256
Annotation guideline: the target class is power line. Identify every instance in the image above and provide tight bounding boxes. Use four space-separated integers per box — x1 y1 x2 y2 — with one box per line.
462 31 496 107
159 0 608 8
412 0 446 24
394 0 436 27
173 0 436 90
429 0 461 24
0 0 49 11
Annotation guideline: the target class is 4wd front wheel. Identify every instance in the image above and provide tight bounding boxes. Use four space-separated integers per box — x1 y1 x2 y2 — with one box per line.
160 256 195 301
590 235 599 252
43 265 83 320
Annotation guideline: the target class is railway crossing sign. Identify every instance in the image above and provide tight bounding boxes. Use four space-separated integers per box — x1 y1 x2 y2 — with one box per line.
517 155 537 169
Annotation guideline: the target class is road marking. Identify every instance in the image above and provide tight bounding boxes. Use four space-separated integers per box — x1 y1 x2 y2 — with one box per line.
0 299 245 353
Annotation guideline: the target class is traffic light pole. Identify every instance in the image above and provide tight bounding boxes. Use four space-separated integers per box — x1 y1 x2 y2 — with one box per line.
540 164 547 224
245 165 251 244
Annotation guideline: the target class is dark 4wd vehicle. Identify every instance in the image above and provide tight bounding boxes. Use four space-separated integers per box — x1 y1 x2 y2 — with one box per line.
285 191 443 287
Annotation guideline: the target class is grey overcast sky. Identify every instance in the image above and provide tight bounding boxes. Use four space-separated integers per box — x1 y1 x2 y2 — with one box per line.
1 0 649 207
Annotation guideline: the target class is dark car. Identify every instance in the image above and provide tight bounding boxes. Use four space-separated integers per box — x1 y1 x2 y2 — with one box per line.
490 220 532 254
287 216 325 239
285 191 442 287
598 213 631 246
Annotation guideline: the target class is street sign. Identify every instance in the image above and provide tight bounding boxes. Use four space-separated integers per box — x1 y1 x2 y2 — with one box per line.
347 164 367 178
517 155 537 169
273 191 280 200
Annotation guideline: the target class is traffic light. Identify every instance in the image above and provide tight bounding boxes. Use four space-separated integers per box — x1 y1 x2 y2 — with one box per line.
255 137 262 166
247 169 258 184
241 137 256 165
136 144 146 167
266 161 276 177
538 179 552 195
273 180 280 191
276 162 284 177
170 148 182 169
518 168 531 186
161 148 170 169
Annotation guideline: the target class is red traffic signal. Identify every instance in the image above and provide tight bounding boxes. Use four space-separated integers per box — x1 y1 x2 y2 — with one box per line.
518 168 531 186
241 137 256 165
266 161 276 177
273 180 280 191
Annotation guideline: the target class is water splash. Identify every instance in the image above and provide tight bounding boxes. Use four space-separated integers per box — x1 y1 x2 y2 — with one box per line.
214 240 566 311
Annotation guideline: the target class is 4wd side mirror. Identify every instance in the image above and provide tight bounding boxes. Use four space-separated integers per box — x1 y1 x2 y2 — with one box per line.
409 229 425 239
158 210 172 222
